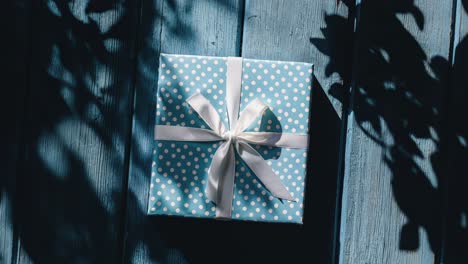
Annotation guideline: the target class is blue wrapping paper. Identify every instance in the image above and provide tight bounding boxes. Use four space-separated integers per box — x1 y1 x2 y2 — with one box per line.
148 53 313 224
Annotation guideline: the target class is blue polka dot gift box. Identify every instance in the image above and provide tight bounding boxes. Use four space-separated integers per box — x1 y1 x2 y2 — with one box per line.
148 53 313 224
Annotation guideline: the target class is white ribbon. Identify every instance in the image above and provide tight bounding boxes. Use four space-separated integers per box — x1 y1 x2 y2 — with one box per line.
155 57 309 218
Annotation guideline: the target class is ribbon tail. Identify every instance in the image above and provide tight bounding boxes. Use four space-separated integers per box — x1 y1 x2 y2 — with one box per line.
236 142 294 201
206 141 237 218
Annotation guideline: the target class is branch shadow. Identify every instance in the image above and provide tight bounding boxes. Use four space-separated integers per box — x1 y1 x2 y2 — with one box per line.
312 0 468 262
8 0 454 263
10 0 140 262
0 0 194 262
444 0 468 262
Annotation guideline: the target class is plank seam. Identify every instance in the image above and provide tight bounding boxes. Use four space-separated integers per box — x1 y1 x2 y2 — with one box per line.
439 0 463 263
238 0 247 56
119 0 145 263
336 0 365 263
12 1 35 263
158 0 164 55
330 1 359 264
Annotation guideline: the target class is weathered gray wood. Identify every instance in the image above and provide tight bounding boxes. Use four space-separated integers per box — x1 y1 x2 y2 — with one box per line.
243 0 351 117
340 0 454 263
124 0 243 263
1 1 30 263
444 0 468 262
242 0 352 263
15 1 139 263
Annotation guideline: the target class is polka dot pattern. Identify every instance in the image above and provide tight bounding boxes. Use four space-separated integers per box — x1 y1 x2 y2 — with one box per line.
148 54 313 224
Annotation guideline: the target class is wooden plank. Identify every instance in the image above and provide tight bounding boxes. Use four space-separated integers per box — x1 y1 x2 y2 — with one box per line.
14 1 139 263
241 0 352 263
443 0 468 262
243 0 351 117
123 0 244 263
1 1 30 263
339 0 454 263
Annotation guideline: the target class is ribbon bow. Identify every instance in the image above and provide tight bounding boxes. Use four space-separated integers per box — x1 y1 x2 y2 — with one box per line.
155 57 309 218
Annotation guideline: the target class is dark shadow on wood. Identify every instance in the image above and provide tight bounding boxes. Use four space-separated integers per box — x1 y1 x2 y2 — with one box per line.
11 0 139 263
1 1 30 263
444 0 468 262
312 0 466 262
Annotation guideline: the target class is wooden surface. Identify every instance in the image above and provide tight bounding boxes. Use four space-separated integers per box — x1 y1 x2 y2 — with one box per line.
2 0 466 263
14 1 139 263
124 0 243 263
242 1 352 263
339 0 454 263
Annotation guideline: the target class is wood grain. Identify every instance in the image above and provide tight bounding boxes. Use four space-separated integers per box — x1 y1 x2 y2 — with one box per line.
241 0 352 263
3 0 460 263
123 0 243 263
242 0 351 117
1 1 31 263
339 0 454 263
14 1 139 263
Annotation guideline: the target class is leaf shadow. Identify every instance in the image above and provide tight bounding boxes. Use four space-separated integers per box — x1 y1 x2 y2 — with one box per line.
1 0 203 263
311 0 468 261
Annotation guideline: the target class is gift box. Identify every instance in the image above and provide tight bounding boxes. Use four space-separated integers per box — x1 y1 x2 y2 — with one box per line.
148 53 313 224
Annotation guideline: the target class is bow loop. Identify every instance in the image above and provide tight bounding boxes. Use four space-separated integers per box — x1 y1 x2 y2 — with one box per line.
234 98 269 134
187 93 227 136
